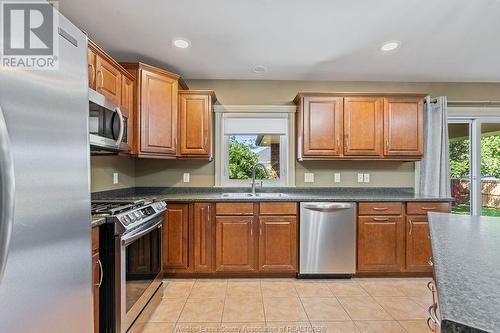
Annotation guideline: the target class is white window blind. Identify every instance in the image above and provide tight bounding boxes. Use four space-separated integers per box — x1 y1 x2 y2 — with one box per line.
224 118 287 135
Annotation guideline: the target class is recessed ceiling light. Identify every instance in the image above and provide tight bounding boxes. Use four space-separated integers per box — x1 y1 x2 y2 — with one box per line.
380 41 400 52
173 38 190 49
252 65 267 73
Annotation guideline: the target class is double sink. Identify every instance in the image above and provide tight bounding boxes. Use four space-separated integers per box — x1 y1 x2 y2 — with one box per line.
220 192 289 198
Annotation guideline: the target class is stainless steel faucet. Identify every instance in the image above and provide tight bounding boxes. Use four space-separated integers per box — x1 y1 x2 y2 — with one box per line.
251 163 269 195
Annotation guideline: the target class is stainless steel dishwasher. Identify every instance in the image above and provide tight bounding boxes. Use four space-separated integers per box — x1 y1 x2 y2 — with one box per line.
299 202 356 276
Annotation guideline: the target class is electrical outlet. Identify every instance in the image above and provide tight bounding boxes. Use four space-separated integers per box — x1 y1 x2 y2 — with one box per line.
183 173 190 183
364 173 370 183
113 172 119 185
304 173 314 183
334 173 341 183
357 173 364 183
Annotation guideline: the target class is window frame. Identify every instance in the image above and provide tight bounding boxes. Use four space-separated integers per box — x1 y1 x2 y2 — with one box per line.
214 105 296 188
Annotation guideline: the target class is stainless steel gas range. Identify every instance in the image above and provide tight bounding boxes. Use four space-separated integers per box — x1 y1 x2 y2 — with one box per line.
92 199 166 333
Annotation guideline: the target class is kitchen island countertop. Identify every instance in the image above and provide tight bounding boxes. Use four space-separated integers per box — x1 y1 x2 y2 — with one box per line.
428 212 500 333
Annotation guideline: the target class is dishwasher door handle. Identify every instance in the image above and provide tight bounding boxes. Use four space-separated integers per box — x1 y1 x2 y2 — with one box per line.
302 203 354 212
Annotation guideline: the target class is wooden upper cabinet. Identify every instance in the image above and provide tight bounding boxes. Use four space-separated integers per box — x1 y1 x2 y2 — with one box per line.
215 216 256 272
163 204 190 272
121 62 188 158
384 97 424 157
357 216 405 272
258 216 297 272
193 203 213 272
88 48 96 89
298 96 343 158
344 97 383 156
95 55 122 105
178 91 216 159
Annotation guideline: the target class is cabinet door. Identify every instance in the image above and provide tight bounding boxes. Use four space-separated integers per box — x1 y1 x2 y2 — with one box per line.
193 203 213 272
357 216 404 272
344 97 383 156
95 55 122 104
302 96 343 156
215 216 256 272
258 216 297 272
384 97 424 156
92 252 100 333
178 93 211 157
88 48 96 89
121 76 134 151
406 216 433 272
140 69 178 155
163 204 189 271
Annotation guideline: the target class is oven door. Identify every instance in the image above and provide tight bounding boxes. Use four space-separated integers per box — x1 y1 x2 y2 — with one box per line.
118 217 163 332
89 89 128 152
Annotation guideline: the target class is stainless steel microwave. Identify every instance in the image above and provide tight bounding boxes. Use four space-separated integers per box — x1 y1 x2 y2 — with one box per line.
89 89 128 152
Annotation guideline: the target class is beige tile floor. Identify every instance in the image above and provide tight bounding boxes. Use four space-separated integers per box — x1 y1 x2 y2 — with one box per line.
130 278 437 333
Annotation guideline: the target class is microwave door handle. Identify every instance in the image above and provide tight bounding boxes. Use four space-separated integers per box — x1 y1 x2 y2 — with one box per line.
0 104 15 285
115 106 124 146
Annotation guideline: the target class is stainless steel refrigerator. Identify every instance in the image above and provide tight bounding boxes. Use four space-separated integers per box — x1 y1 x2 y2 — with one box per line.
0 9 93 333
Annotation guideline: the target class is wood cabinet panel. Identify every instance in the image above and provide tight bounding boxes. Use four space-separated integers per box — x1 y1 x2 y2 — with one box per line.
302 96 343 156
215 216 256 272
357 216 405 272
178 91 214 158
259 202 297 215
95 55 122 105
216 202 254 215
406 215 433 272
92 252 100 333
258 216 297 272
193 203 213 272
140 69 178 155
88 48 96 89
163 204 189 271
384 97 424 156
121 75 134 150
406 202 451 215
344 97 383 156
92 227 99 254
358 202 403 216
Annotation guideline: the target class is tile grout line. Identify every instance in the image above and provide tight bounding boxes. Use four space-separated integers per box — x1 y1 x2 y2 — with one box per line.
173 279 196 330
293 281 314 328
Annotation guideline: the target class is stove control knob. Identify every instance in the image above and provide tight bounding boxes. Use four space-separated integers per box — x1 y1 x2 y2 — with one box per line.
135 211 141 218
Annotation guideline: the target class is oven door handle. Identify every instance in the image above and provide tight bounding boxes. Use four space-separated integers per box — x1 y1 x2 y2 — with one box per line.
121 219 163 246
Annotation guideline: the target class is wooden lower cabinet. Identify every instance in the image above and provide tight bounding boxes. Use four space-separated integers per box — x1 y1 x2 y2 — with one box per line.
163 204 190 272
193 203 213 272
406 216 433 272
215 216 256 272
357 216 405 272
258 216 297 272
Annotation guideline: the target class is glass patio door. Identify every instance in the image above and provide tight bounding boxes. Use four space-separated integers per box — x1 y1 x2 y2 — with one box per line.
449 118 500 216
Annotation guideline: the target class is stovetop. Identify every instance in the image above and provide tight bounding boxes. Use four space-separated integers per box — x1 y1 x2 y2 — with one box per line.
91 199 166 235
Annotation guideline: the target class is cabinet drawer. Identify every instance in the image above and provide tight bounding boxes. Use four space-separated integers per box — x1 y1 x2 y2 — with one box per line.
92 227 99 254
407 202 451 215
259 202 297 215
216 203 254 215
358 202 403 215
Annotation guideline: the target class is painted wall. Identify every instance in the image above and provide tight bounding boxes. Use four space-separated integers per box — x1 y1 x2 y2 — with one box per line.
90 80 500 192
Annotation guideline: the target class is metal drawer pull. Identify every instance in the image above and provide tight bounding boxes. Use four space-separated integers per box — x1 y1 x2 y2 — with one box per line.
428 303 440 327
427 281 435 292
426 317 437 332
372 217 390 222
422 207 437 211
427 257 434 266
96 259 103 288
372 207 389 211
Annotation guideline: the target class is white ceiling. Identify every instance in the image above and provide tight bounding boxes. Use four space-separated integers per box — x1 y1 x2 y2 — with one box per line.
59 0 500 82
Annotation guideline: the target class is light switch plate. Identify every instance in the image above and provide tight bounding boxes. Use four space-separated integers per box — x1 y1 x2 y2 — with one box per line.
334 173 341 183
357 173 364 183
304 173 314 183
183 173 190 183
364 173 370 183
113 172 119 185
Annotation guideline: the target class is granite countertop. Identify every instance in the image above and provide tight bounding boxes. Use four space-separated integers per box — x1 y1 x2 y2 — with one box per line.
428 213 500 333
91 187 453 203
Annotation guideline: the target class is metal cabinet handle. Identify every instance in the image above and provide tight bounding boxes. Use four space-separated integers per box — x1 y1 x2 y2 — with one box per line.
372 217 390 222
372 207 389 211
88 64 95 87
428 303 440 327
408 219 413 235
0 105 15 284
96 259 103 288
427 257 434 266
386 139 390 149
96 70 103 88
336 138 340 152
427 281 435 292
426 317 437 332
345 135 349 149
422 207 437 211
207 205 211 224
259 220 262 237
115 107 124 147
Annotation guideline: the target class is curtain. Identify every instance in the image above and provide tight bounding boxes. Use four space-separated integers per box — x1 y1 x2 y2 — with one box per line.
419 96 451 196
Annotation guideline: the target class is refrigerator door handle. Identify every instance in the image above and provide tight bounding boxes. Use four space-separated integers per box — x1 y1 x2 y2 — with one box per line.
0 104 15 284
